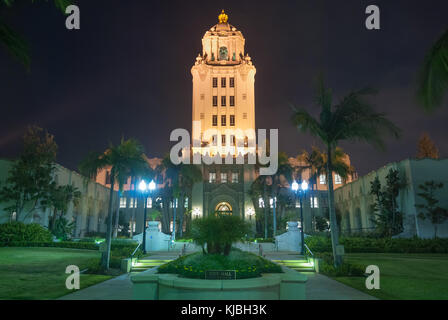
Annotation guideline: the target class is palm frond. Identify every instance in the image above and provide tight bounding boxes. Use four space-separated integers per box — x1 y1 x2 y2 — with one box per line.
418 29 448 110
0 19 30 70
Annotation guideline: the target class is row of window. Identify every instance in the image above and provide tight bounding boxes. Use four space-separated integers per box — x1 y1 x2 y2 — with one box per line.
213 96 235 107
213 77 235 88
208 172 239 184
319 174 342 185
119 197 188 209
212 115 235 126
258 197 319 208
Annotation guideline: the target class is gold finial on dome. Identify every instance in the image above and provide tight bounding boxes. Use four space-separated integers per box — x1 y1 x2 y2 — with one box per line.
218 9 228 24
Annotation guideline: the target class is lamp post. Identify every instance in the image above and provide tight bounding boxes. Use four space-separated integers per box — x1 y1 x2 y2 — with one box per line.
292 180 308 255
138 180 148 254
139 179 156 254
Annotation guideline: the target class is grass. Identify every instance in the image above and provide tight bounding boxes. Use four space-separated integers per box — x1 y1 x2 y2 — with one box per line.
331 253 448 300
0 247 112 299
158 248 282 279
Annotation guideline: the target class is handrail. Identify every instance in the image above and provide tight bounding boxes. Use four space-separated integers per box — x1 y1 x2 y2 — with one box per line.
130 242 141 259
304 243 313 257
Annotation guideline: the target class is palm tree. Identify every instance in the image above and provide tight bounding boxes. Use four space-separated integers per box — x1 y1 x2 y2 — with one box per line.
78 138 147 269
418 29 448 110
269 152 293 236
298 146 355 232
291 78 401 266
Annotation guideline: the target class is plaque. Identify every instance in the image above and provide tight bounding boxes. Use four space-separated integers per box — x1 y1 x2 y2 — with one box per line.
205 270 236 280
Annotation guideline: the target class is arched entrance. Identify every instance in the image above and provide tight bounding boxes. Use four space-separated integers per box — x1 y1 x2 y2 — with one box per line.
215 202 233 215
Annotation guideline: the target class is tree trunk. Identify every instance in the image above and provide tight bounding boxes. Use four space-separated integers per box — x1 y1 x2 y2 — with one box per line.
178 193 184 238
326 145 342 267
130 176 136 238
113 189 120 238
101 172 115 270
263 184 268 239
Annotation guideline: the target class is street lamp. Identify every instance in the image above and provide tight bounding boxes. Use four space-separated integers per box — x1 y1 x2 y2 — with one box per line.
247 207 255 220
291 180 308 255
139 179 156 254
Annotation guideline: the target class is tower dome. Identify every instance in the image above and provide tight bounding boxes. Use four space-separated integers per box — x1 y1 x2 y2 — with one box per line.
201 10 246 65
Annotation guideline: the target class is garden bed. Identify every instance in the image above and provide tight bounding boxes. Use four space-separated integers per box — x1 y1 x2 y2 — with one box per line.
157 248 282 279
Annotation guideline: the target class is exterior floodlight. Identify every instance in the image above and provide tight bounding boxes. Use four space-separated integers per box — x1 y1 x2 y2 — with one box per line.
301 180 308 191
148 180 156 191
138 180 147 192
193 208 201 217
291 180 299 192
247 207 255 216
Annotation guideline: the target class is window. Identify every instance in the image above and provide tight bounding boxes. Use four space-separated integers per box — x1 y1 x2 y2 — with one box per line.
212 77 218 87
213 96 218 106
242 93 247 100
209 172 216 183
105 171 111 185
230 77 234 87
200 113 204 119
231 172 239 183
221 115 226 126
334 174 342 185
221 96 226 106
119 197 127 208
230 115 235 126
221 77 226 88
146 197 152 208
258 197 265 208
221 172 227 183
212 115 217 126
212 135 218 146
230 96 235 106
310 197 319 208
243 113 247 119
129 198 137 208
221 135 226 145
230 135 236 146
184 197 188 208
200 94 205 100
319 174 326 185
295 200 301 208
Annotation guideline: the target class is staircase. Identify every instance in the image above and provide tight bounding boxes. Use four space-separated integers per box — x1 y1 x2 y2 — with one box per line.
130 259 172 272
271 256 315 272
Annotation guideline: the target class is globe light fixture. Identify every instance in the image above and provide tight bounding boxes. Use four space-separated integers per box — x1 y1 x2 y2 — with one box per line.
301 180 308 191
291 180 299 192
138 180 147 192
148 180 156 191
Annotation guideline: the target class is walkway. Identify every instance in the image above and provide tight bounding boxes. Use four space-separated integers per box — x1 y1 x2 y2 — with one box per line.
60 251 376 300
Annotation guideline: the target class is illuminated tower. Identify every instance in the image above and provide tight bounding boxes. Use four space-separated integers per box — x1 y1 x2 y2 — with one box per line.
191 10 256 157
191 10 257 219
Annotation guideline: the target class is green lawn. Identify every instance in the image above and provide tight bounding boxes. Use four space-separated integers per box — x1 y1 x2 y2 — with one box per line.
0 247 112 299
333 253 448 300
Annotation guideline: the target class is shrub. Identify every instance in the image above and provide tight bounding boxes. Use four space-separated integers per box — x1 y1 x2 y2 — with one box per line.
0 240 99 250
315 252 366 277
158 248 282 279
306 235 448 254
191 214 251 255
0 222 52 243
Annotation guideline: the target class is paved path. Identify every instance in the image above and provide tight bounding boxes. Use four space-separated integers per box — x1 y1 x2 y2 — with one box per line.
60 251 376 300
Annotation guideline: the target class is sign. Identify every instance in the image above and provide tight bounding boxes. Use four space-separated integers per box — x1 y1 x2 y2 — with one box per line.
205 270 236 280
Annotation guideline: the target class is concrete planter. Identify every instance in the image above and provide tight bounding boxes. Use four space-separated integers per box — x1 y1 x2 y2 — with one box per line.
131 266 307 300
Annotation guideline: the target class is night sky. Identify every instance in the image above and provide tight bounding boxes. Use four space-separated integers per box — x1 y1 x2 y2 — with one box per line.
1 0 447 176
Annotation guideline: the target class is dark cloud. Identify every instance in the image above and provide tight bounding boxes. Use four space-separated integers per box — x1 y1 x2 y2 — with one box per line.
0 0 447 175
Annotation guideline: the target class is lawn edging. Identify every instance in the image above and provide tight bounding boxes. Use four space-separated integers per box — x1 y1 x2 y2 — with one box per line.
131 265 307 300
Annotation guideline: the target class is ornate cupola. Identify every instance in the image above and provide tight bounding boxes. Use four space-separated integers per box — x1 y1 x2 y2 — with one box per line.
199 10 248 66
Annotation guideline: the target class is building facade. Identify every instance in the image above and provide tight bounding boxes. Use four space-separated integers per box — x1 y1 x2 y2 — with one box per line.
334 158 448 238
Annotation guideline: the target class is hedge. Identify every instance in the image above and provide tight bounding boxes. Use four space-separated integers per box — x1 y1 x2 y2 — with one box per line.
306 235 448 254
0 222 52 243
